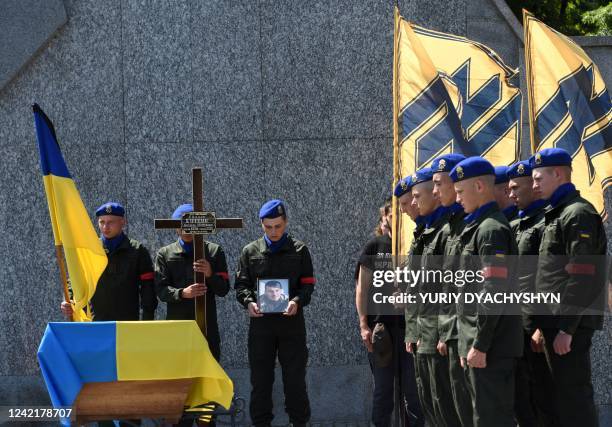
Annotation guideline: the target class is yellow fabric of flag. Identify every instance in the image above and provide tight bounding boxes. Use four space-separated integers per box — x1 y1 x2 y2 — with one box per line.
116 321 234 410
392 7 521 254
524 10 611 216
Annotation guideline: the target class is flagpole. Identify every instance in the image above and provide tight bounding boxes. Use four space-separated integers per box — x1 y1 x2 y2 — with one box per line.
392 5 400 259
392 7 407 427
54 244 73 321
522 9 537 154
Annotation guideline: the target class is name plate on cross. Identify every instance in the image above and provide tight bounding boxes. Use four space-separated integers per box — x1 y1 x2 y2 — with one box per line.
181 211 217 235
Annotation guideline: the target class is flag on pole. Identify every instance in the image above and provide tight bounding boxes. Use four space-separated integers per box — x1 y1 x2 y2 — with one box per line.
33 104 107 321
524 10 611 216
392 7 523 255
412 24 522 166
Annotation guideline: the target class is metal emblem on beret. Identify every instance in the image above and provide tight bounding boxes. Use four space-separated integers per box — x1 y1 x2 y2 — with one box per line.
412 174 417 182
105 205 112 214
400 180 408 191
517 164 525 175
535 153 542 165
278 205 283 214
438 159 446 171
456 166 464 179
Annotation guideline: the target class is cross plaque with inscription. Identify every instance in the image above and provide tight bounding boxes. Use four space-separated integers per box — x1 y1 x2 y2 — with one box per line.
154 168 243 337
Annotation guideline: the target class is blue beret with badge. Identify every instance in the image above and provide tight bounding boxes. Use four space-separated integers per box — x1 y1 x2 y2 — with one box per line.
529 147 572 169
507 160 532 179
393 175 415 198
259 199 287 219
494 166 510 185
431 153 466 173
413 167 434 185
449 156 495 183
171 203 193 219
95 202 125 217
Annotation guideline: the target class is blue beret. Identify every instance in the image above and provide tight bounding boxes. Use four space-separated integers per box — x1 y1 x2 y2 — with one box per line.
259 199 286 219
413 167 434 185
431 153 466 173
95 202 125 217
393 175 415 198
172 203 193 219
449 157 495 183
494 166 510 185
507 160 532 179
529 148 572 169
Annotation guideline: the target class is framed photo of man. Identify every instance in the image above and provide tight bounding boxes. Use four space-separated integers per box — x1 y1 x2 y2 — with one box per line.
257 279 290 313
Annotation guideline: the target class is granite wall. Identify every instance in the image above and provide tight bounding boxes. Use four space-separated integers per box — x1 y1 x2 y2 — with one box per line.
0 0 609 424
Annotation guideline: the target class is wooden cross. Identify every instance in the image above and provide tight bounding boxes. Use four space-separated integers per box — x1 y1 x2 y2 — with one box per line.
154 168 243 337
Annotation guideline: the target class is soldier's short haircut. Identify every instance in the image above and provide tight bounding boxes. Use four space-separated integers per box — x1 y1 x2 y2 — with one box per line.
265 280 282 289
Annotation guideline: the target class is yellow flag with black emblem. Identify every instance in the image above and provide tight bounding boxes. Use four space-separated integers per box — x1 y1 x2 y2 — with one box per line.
392 7 521 255
524 10 611 217
412 24 522 166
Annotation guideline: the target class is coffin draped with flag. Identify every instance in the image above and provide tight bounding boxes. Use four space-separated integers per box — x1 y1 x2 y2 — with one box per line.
38 320 234 425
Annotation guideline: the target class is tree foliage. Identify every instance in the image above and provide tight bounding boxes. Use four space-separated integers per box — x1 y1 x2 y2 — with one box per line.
506 0 611 36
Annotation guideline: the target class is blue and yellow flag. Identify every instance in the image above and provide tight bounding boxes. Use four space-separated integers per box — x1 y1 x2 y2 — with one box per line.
524 11 611 216
33 104 107 321
392 8 520 254
38 321 234 425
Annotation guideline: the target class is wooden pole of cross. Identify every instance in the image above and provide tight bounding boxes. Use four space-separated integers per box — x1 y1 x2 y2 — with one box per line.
154 168 242 337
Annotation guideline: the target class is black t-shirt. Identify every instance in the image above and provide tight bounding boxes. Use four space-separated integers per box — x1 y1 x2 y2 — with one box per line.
357 234 403 328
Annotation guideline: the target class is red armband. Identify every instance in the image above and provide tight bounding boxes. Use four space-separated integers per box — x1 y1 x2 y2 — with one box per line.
565 263 595 275
140 272 154 281
481 266 507 279
300 277 316 285
215 271 229 280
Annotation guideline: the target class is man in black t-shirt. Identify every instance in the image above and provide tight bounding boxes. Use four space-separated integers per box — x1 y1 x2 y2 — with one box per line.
356 193 423 427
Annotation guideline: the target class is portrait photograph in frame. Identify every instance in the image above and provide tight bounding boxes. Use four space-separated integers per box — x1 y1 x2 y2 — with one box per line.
257 278 290 314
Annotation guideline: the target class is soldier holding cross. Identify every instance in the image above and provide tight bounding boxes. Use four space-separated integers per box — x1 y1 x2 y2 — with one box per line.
154 203 230 362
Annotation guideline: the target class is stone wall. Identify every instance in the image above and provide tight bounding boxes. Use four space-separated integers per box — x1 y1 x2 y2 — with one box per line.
0 0 609 423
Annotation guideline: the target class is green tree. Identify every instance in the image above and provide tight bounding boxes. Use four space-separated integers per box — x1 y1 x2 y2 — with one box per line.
506 0 610 35
582 3 612 35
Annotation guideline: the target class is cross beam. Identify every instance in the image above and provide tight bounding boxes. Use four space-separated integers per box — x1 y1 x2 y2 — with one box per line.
154 168 243 337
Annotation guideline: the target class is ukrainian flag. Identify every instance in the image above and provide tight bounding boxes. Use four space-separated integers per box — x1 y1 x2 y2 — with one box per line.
33 104 107 321
38 321 234 425
524 11 611 216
